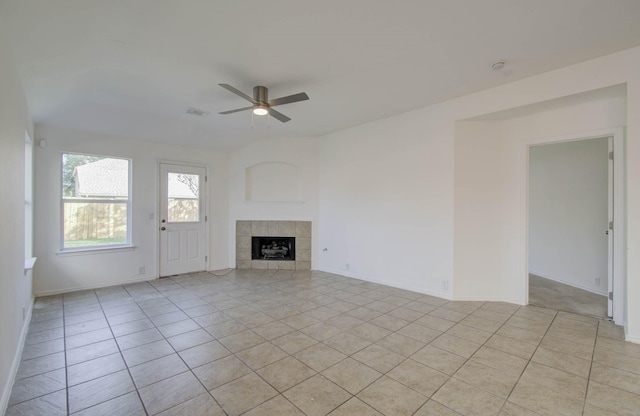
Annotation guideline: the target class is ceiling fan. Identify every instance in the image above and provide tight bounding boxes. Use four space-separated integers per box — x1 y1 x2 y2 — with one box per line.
218 84 309 123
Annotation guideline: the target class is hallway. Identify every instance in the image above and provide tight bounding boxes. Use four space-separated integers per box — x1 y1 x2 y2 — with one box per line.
529 274 608 319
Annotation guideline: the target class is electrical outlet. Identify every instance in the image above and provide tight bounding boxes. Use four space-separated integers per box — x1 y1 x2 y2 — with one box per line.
442 280 449 291
138 266 145 275
346 263 350 271
595 277 601 286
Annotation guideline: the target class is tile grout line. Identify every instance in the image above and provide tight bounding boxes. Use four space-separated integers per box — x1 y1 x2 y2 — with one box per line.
62 289 146 415
12 272 635 415
167 273 236 415
495 307 558 416
320 298 444 414
581 320 599 415
204 272 404 414
196 271 346 415
140 281 518 415
141 273 232 414
96 287 151 416
421 302 524 416
62 293 70 416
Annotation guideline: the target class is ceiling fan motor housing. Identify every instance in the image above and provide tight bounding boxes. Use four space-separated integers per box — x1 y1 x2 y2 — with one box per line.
254 86 268 104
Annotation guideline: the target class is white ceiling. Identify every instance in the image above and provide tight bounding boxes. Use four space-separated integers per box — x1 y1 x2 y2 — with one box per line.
3 0 640 151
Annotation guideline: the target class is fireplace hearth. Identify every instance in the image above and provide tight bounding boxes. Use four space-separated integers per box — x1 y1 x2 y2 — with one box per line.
252 237 295 261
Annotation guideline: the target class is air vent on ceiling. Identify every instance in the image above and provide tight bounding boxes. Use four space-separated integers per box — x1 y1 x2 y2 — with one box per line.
186 107 210 117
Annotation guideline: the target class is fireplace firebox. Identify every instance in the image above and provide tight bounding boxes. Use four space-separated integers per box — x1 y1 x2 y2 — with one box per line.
252 237 296 261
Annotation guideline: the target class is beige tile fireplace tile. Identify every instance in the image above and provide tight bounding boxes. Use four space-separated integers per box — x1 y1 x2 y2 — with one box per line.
252 221 269 235
237 261 251 270
236 250 250 261
268 261 279 270
237 236 251 249
279 261 296 270
236 221 251 236
297 238 311 250
278 221 296 236
253 261 269 270
268 222 279 236
296 221 311 237
297 250 311 262
296 261 311 270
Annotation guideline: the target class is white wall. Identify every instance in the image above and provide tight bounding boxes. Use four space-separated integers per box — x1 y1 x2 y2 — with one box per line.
318 46 640 341
453 120 508 300
497 94 626 309
453 93 626 302
529 138 609 295
0 39 35 413
318 107 454 298
33 125 229 295
227 137 319 267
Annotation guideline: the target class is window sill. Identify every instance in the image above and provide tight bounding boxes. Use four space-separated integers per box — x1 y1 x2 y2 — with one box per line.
57 245 136 256
24 257 37 274
245 200 307 204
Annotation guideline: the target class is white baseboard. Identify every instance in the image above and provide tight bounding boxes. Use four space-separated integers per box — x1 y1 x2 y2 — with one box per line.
317 267 452 300
452 295 523 305
625 332 640 345
208 263 232 272
1 296 34 415
34 275 158 297
530 270 607 297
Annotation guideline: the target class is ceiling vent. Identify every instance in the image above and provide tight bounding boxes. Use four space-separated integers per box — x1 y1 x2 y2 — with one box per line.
186 107 210 117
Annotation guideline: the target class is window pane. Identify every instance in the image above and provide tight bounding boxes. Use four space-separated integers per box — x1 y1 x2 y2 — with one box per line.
63 202 128 248
61 153 130 250
62 154 128 199
168 173 199 222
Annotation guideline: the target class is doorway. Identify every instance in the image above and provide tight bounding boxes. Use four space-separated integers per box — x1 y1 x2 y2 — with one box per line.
527 135 615 319
159 163 207 277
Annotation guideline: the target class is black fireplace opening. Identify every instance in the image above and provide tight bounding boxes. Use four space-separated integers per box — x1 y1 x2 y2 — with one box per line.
252 237 296 261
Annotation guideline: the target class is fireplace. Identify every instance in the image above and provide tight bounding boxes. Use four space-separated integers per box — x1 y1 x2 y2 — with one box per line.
252 237 296 261
236 220 311 270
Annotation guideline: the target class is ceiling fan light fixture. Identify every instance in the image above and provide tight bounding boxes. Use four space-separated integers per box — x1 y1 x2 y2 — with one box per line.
219 84 308 123
253 106 269 116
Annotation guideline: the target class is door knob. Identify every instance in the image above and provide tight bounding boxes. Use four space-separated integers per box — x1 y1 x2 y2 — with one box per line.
160 226 166 231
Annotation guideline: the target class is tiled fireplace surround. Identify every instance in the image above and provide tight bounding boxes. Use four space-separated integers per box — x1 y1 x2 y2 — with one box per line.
236 220 311 270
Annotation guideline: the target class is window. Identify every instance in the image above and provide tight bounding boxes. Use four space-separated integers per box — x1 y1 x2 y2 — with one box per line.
25 133 33 259
61 153 131 250
167 172 199 222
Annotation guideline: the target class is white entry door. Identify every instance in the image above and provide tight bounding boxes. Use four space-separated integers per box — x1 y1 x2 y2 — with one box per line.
159 163 207 277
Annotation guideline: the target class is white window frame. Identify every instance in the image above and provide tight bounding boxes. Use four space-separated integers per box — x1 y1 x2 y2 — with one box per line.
24 133 36 272
60 152 133 252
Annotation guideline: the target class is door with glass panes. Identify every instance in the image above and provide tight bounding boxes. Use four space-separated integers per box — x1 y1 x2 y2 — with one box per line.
159 163 206 276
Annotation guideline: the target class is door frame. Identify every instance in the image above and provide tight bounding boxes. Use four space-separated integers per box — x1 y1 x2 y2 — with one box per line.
156 159 209 277
522 127 625 325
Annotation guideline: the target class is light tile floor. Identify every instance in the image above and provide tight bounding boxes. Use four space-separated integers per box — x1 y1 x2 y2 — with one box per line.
5 269 640 415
